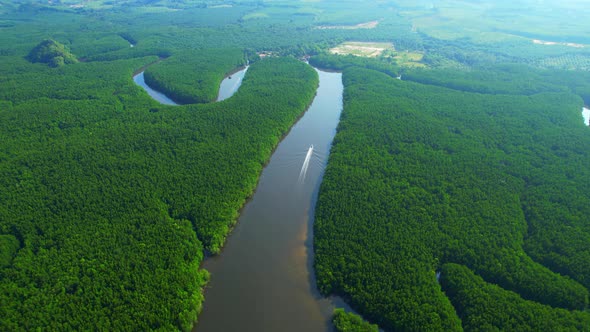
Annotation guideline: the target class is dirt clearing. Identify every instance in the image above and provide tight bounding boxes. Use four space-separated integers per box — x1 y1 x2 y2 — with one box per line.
329 41 394 57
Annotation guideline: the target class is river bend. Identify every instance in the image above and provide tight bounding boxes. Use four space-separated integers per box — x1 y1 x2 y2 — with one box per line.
132 66 248 105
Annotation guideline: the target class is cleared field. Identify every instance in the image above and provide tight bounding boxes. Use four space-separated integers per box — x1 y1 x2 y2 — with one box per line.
329 41 394 57
316 20 379 30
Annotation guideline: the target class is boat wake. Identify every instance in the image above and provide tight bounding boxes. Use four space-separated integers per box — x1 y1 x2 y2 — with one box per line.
298 145 326 184
298 145 314 183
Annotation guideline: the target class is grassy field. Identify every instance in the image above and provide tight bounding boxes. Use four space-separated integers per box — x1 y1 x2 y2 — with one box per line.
393 51 426 68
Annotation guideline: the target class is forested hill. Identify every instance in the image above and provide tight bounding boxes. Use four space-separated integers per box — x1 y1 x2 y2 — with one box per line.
0 57 318 330
314 66 590 330
26 39 78 67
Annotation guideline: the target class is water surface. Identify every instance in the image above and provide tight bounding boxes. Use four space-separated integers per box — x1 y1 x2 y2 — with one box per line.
217 67 248 102
196 69 345 332
133 71 178 106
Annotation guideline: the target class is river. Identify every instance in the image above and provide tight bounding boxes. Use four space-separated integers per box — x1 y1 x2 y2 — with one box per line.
132 66 249 105
195 68 345 332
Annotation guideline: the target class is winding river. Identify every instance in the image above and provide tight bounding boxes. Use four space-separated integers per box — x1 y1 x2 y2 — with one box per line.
132 66 249 105
134 64 347 331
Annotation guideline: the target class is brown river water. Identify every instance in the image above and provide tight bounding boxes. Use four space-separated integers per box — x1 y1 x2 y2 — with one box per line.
196 68 347 332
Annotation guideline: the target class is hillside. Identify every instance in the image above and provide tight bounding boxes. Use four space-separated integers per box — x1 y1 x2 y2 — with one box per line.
27 39 78 67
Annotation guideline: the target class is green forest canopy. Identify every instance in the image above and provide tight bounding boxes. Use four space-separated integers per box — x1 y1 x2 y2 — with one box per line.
314 64 590 330
0 0 590 331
